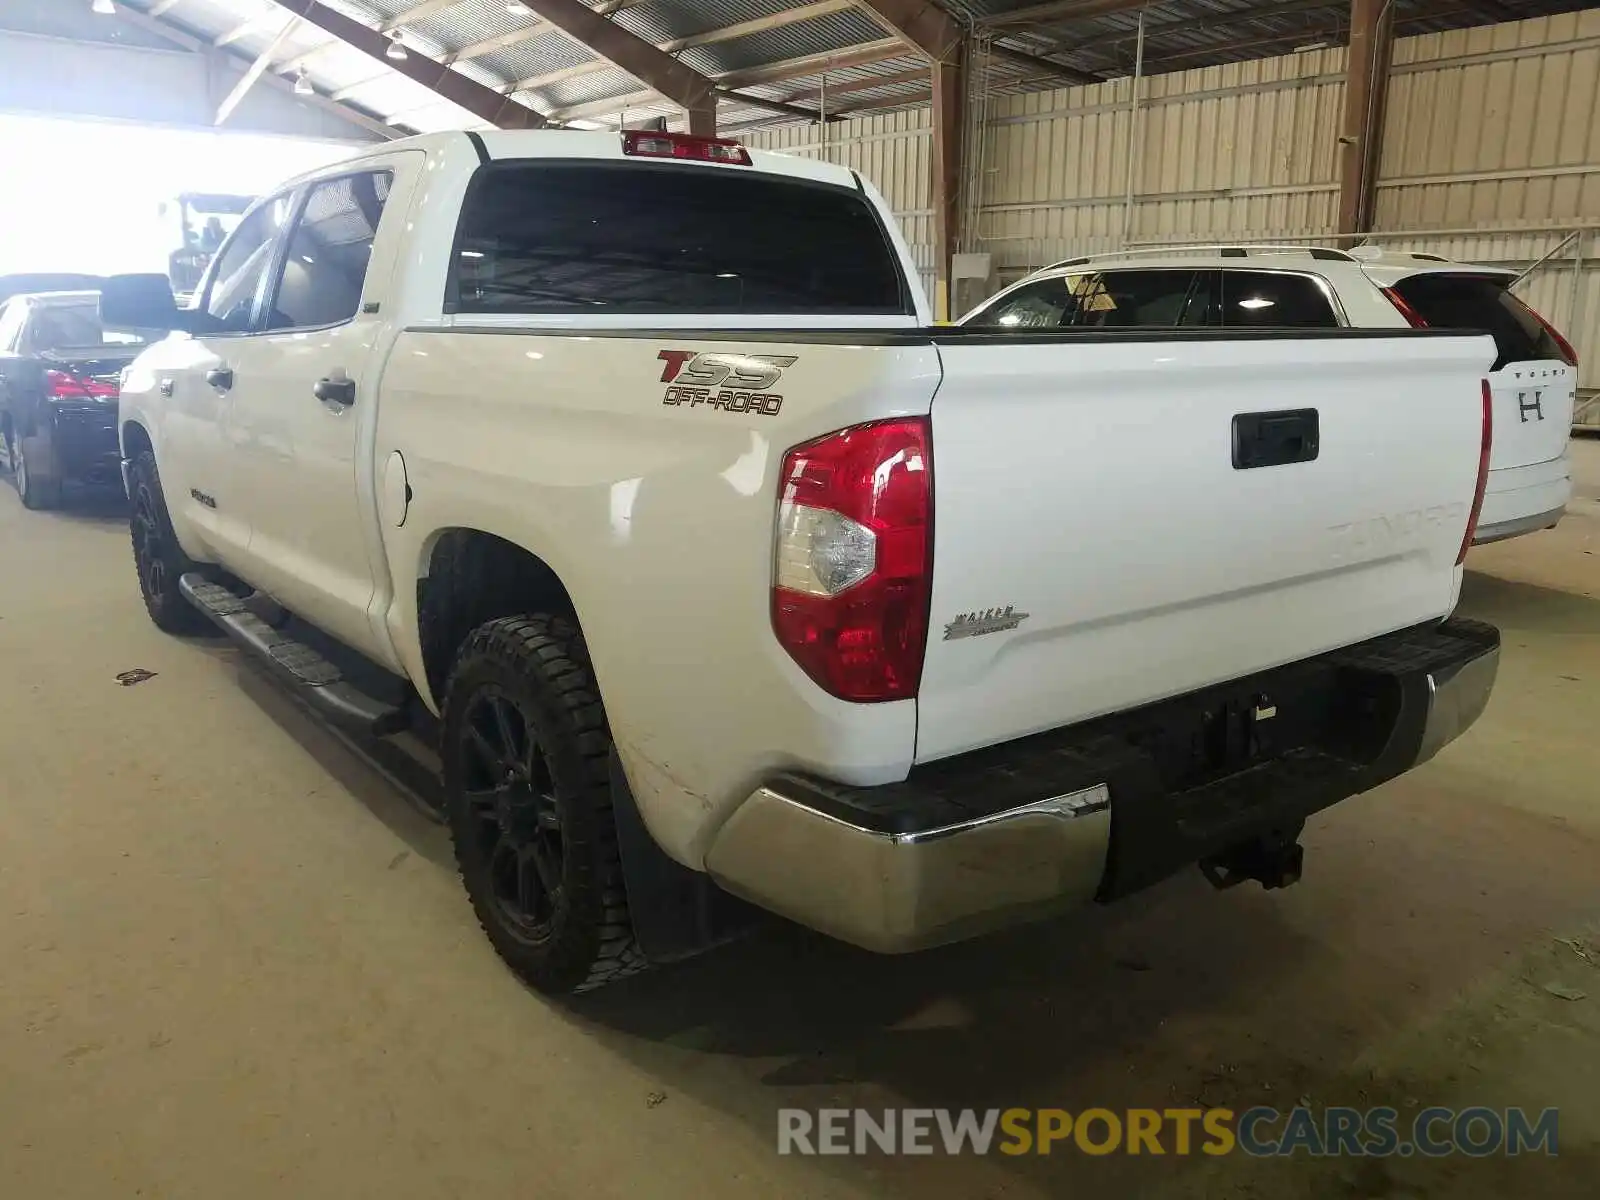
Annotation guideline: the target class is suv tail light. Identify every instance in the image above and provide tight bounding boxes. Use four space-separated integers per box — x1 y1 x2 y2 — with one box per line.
45 368 117 400
1380 286 1427 328
772 418 932 702
621 130 751 166
1521 301 1579 366
1458 379 1493 564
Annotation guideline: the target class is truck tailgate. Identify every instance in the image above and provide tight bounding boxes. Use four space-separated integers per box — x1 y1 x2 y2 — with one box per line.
916 329 1495 763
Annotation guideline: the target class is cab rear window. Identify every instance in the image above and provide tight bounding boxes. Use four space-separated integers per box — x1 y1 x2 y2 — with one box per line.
448 162 911 316
1389 273 1567 369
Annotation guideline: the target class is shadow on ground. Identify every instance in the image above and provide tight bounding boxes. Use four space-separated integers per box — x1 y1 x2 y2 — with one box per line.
1460 569 1600 636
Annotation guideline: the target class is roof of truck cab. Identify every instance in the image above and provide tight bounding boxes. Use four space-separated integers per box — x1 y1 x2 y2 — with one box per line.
280 129 859 195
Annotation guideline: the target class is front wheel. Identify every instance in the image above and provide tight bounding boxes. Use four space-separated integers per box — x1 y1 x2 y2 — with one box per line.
129 450 207 635
442 615 646 995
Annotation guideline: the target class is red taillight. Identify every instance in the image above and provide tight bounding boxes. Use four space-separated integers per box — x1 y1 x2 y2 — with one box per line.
772 418 933 702
1523 302 1579 367
45 368 117 400
1458 379 1493 564
621 130 751 166
1381 286 1427 328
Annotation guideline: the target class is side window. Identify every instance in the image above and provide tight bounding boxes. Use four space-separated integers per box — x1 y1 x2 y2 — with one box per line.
0 301 25 352
1063 270 1199 328
973 278 1074 328
1218 272 1339 328
202 193 295 334
265 171 393 331
970 270 1200 329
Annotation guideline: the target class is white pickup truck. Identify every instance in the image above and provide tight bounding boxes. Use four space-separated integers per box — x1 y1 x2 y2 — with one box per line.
105 129 1501 994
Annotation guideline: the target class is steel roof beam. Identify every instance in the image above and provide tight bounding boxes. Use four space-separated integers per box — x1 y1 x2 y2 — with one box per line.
503 0 860 95
776 63 930 105
716 38 910 89
271 0 549 128
277 0 460 76
983 0 1155 29
116 2 405 138
511 0 719 133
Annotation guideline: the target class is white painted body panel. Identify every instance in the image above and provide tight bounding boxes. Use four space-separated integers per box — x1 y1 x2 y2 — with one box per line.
918 332 1494 763
975 248 1574 545
120 135 1495 870
376 330 936 864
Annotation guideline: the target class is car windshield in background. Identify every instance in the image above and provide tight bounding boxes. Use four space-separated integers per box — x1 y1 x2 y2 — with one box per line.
451 163 911 315
33 303 150 350
1388 273 1567 369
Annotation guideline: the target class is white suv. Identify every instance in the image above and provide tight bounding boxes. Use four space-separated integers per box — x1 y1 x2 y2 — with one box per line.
961 245 1579 544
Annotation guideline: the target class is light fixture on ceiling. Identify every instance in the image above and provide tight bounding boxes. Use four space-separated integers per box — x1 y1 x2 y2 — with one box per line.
1294 40 1330 52
505 1 524 12
386 31 409 61
294 67 314 96
91 0 116 14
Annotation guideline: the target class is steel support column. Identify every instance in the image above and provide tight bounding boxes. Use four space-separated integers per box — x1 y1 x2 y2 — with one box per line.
931 49 964 321
1338 0 1395 236
857 2 967 319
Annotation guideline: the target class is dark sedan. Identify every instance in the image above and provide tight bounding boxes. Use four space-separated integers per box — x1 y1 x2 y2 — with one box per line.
0 291 153 509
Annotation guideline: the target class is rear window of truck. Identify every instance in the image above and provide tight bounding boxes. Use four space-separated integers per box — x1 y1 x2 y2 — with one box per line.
1389 273 1564 369
448 162 912 316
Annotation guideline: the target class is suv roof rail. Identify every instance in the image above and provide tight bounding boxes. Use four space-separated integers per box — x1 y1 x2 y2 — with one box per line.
1043 244 1360 270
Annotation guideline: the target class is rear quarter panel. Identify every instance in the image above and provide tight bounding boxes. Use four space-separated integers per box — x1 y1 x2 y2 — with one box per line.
376 327 939 867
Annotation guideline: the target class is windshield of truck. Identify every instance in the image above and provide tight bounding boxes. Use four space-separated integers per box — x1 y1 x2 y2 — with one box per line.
449 162 912 316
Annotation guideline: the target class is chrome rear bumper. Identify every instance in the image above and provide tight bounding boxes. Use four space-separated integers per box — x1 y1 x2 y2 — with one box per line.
705 783 1112 954
705 620 1499 953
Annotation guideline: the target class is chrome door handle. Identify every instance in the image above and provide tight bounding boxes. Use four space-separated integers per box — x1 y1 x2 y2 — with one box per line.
205 367 233 392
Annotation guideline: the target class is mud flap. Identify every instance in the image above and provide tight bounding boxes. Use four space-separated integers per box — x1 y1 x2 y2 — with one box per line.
608 750 759 963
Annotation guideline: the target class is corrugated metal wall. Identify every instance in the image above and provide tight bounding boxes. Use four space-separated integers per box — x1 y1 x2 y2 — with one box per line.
1378 10 1600 230
743 109 936 302
978 48 1347 270
744 10 1599 396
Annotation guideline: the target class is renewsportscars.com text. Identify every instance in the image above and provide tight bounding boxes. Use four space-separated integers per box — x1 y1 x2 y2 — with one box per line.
777 1106 1559 1158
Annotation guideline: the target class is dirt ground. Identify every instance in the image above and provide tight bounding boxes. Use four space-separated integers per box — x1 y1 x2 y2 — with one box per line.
1 444 1597 1200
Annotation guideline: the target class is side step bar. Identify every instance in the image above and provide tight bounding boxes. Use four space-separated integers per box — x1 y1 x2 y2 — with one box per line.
179 574 407 736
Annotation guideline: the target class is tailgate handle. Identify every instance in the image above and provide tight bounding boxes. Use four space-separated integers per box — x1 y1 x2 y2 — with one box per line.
1232 408 1319 470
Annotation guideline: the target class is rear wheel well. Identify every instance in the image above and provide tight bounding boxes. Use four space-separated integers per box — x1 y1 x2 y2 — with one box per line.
122 421 153 462
417 529 578 702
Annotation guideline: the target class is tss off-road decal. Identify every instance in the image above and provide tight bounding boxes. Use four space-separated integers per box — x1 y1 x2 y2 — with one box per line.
657 349 797 416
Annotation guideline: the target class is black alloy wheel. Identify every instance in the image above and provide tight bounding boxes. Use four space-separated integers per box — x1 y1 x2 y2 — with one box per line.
458 686 567 939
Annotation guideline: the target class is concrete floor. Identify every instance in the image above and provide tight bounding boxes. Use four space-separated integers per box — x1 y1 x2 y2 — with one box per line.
1 445 1597 1199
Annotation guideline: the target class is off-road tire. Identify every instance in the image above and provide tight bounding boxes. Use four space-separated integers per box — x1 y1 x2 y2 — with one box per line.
443 615 646 995
129 450 207 635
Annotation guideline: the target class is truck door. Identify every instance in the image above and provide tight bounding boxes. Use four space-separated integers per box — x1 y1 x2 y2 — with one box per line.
149 189 298 564
224 156 421 665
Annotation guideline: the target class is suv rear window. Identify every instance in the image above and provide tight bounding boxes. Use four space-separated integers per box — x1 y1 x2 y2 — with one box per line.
449 162 910 316
1388 273 1564 368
